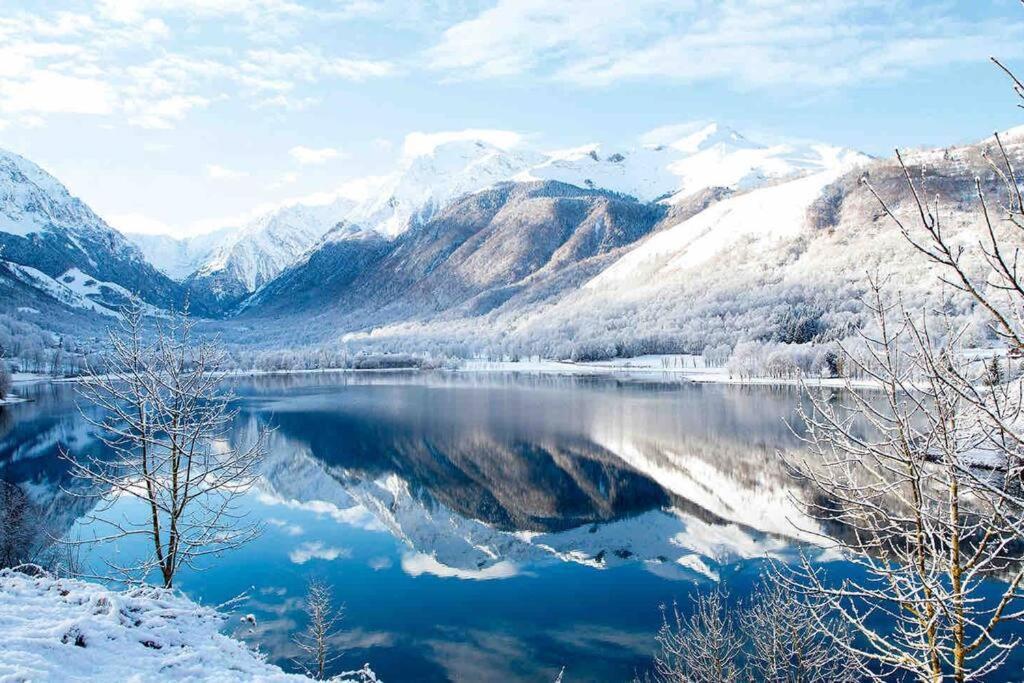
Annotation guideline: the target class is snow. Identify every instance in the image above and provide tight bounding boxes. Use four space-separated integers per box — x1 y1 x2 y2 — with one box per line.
57 268 131 300
515 122 868 204
126 229 229 281
0 149 86 238
6 263 120 317
4 263 163 318
584 165 853 292
0 149 141 270
339 138 542 239
515 143 680 202
195 197 356 292
0 567 378 682
127 198 355 294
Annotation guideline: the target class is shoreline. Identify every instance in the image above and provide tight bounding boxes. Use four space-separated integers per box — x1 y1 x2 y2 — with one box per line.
9 357 883 391
452 358 882 389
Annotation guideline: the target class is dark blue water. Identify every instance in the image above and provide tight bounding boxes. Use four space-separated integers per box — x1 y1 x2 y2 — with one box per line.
1 372 1021 681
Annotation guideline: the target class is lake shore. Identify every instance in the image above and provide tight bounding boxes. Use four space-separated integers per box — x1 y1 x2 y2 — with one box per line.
455 356 882 389
9 355 881 390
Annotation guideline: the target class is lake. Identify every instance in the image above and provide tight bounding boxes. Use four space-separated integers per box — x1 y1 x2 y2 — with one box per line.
2 372 1019 681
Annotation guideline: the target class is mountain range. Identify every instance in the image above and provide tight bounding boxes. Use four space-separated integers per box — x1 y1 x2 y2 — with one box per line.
0 122 1011 357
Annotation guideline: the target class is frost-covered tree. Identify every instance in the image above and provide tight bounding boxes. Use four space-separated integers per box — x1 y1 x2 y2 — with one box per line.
648 590 743 683
782 281 1024 682
640 582 855 682
779 49 1024 681
64 300 268 588
293 579 344 680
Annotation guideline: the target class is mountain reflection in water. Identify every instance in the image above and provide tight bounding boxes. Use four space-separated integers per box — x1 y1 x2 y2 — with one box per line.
0 372 837 682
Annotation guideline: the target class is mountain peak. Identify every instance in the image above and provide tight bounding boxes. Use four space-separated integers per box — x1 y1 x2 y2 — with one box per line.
400 129 524 160
666 121 757 154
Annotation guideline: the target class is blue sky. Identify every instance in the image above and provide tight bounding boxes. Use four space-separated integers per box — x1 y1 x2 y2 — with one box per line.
2 0 1024 237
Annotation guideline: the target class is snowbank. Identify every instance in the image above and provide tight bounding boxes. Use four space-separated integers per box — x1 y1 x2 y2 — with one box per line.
0 567 377 682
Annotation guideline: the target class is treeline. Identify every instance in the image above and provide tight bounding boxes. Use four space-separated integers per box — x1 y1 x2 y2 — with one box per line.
0 313 102 377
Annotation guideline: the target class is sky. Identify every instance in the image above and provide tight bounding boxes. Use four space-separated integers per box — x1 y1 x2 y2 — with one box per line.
2 0 1024 238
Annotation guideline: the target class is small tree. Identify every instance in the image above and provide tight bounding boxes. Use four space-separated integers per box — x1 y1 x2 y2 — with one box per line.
647 590 742 683
641 582 855 682
742 581 857 683
293 579 344 679
64 300 267 587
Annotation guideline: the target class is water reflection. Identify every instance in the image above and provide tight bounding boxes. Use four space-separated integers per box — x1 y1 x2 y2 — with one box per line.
0 372 836 681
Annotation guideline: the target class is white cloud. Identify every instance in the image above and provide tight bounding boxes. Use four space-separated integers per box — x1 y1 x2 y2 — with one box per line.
368 556 393 571
401 552 519 581
256 491 387 531
97 0 307 26
322 57 394 81
0 71 115 114
402 129 523 157
241 48 393 85
0 4 394 131
289 145 343 165
427 0 1024 89
257 94 320 111
266 518 304 536
125 94 210 129
206 163 249 180
268 171 299 189
289 541 351 564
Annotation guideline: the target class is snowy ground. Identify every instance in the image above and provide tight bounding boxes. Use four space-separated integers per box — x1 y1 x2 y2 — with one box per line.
0 567 377 682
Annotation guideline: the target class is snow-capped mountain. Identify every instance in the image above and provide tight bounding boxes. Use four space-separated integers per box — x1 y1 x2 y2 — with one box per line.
121 122 868 323
0 120 896 355
0 148 190 317
340 136 543 239
516 122 869 203
127 228 230 281
125 196 357 312
243 180 667 325
183 196 356 307
240 123 870 325
276 128 1020 358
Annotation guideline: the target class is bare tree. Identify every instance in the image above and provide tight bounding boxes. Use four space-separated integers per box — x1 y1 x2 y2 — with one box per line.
292 579 344 680
781 280 1024 682
640 582 855 683
647 590 743 683
741 580 858 683
63 300 268 588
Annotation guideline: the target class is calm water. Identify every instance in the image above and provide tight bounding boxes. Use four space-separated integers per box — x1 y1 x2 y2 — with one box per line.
1 372 1020 681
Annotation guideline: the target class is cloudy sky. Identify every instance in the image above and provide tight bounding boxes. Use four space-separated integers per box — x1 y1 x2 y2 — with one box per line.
2 0 1023 237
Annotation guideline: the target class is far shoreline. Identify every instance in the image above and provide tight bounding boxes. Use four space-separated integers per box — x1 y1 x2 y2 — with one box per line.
9 354 881 392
